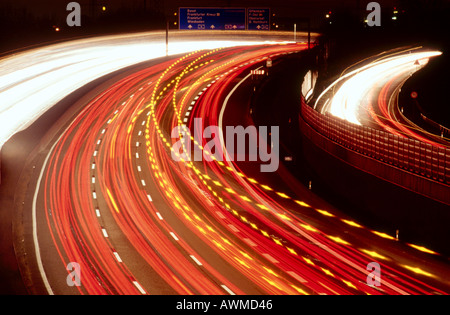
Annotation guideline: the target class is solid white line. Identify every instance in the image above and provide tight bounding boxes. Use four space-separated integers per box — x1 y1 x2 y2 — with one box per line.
33 138 60 295
221 285 236 295
218 69 258 162
32 100 107 295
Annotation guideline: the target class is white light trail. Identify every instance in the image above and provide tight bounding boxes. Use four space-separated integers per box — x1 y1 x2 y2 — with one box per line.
0 31 293 148
315 50 442 126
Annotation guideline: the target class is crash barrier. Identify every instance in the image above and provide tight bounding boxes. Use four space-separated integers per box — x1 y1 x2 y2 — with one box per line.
300 100 450 205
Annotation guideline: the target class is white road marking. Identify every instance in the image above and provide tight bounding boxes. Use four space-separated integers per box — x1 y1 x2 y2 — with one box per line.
215 211 226 219
228 224 240 233
170 232 179 241
262 253 279 264
133 281 147 294
190 255 202 266
287 271 308 283
113 252 123 263
221 285 236 295
243 238 257 247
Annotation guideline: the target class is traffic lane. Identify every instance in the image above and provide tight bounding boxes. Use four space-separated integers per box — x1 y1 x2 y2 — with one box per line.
59 46 279 294
12 56 173 294
29 58 183 294
60 58 239 295
146 44 342 293
217 55 450 294
176 51 373 294
148 45 316 296
20 44 312 295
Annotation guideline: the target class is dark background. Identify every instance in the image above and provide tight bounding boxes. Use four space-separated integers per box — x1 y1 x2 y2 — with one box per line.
0 0 401 52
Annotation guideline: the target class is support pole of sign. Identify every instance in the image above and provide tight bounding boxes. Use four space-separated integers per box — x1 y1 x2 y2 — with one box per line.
294 23 297 42
308 17 311 49
165 19 169 57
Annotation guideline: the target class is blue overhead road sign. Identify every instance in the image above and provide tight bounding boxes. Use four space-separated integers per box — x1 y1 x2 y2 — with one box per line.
247 8 270 30
179 8 246 30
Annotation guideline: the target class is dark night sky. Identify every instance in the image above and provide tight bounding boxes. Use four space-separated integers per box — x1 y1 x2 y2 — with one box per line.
1 0 399 18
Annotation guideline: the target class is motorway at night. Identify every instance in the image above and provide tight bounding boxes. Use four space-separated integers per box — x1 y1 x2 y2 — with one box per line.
1 0 450 300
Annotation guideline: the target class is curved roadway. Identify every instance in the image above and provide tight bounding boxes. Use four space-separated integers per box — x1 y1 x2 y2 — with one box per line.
18 43 450 295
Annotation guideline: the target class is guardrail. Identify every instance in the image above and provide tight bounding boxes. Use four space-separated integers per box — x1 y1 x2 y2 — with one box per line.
301 100 450 186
